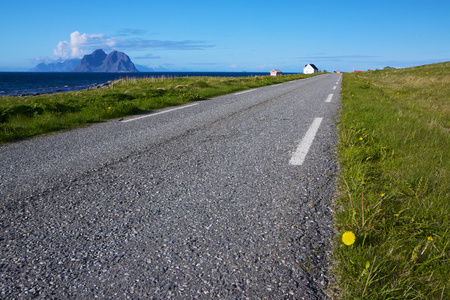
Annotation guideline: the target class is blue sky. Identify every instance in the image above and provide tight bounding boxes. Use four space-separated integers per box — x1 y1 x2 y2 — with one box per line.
1 0 449 72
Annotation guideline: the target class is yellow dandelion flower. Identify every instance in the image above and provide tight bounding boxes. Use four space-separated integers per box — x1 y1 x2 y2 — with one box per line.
342 231 356 246
427 236 433 242
359 137 363 141
108 107 112 109
381 193 385 198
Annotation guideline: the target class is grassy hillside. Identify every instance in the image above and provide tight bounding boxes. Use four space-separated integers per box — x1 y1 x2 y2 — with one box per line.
333 62 449 299
0 74 318 144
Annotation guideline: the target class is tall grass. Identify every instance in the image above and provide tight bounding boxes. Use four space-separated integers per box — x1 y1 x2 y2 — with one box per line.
0 74 318 144
333 62 449 299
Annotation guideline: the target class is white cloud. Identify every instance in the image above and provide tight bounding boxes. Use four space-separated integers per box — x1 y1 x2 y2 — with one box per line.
53 31 107 59
53 31 214 59
134 53 161 60
35 56 53 64
54 41 70 59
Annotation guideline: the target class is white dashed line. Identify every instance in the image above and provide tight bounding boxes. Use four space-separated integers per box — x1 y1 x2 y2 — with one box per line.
325 94 333 103
234 89 256 95
289 117 323 166
120 103 198 123
332 86 337 90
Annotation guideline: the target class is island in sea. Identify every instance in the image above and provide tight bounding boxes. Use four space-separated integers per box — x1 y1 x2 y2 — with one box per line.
29 49 139 73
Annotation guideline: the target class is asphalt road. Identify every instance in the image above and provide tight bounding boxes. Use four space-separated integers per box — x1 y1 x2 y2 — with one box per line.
1 73 342 299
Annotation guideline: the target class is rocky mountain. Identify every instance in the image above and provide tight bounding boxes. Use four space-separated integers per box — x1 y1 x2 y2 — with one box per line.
29 59 81 72
72 49 139 73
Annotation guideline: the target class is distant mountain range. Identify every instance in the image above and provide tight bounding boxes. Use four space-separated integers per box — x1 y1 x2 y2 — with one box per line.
30 49 139 73
30 59 81 72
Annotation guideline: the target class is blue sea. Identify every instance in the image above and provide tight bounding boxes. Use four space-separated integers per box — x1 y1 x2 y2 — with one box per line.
0 72 277 97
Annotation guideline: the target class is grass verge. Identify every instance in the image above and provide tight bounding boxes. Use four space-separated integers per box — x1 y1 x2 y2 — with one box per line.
0 73 319 144
333 62 449 299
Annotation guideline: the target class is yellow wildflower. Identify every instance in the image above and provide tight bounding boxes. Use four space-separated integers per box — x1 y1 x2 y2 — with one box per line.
427 236 433 242
342 231 356 246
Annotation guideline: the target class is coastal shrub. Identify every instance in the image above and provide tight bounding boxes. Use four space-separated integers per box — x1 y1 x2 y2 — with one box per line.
101 92 135 101
182 91 203 101
190 80 210 88
0 123 18 142
0 107 12 122
6 104 44 118
106 101 142 118
148 88 167 97
37 101 79 113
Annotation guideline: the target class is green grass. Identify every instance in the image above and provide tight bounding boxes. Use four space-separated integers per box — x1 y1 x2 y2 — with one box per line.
0 73 319 144
333 62 449 299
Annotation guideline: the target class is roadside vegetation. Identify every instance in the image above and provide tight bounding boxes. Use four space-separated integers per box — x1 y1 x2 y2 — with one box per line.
0 73 319 144
333 62 449 299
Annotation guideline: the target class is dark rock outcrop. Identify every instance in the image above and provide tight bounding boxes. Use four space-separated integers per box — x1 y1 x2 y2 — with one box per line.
72 49 139 73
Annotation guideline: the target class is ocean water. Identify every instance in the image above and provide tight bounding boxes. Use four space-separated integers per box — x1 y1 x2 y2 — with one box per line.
0 72 275 97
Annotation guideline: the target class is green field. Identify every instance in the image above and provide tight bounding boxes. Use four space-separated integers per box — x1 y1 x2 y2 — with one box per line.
333 62 449 299
0 73 318 144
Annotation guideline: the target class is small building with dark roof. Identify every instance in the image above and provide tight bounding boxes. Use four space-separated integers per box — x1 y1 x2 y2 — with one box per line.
303 64 319 74
270 69 283 76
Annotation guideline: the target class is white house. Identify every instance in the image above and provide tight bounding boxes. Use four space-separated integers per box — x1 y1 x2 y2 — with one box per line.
270 69 282 76
303 64 319 74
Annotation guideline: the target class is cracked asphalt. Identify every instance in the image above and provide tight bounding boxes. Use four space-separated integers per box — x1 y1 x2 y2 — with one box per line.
1 74 341 299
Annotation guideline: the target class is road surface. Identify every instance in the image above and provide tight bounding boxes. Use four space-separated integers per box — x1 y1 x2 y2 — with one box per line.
1 74 341 299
